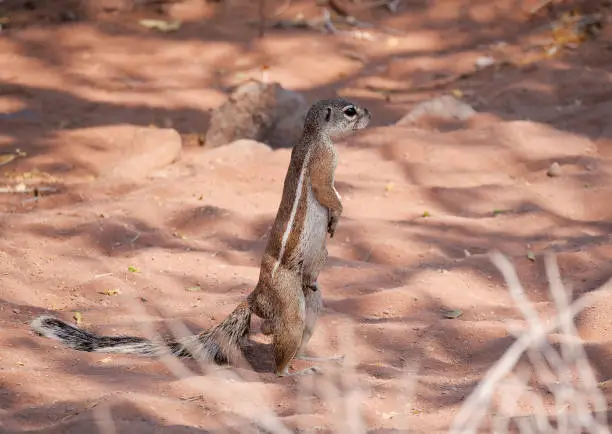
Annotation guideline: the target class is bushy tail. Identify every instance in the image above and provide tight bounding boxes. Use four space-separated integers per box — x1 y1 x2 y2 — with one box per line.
30 301 252 364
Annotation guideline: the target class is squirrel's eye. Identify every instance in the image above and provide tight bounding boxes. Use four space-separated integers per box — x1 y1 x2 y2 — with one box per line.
343 106 357 117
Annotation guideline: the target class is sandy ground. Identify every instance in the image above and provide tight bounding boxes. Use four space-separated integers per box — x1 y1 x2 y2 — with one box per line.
1 0 612 432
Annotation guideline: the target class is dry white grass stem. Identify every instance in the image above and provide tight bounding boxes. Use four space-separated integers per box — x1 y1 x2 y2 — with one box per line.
87 249 610 434
129 299 381 433
117 288 386 433
148 299 293 434
325 321 367 433
450 251 611 434
92 402 118 434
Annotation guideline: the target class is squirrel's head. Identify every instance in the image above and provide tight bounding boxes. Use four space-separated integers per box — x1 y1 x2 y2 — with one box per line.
304 98 371 139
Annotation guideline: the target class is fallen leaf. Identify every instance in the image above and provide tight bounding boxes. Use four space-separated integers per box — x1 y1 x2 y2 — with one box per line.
185 285 202 292
342 50 367 63
385 182 394 192
128 266 139 273
0 154 16 166
172 231 187 239
16 361 24 366
139 19 182 32
598 379 612 387
100 289 120 296
422 210 431 218
451 89 464 99
442 309 463 319
527 251 536 261
73 311 82 325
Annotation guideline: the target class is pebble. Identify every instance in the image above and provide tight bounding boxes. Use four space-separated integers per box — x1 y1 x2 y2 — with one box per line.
547 162 562 177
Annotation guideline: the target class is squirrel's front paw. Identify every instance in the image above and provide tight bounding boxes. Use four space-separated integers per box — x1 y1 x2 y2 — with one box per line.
328 214 339 237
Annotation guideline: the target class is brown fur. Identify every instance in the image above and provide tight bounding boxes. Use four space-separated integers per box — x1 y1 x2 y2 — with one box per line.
249 98 371 376
30 98 371 378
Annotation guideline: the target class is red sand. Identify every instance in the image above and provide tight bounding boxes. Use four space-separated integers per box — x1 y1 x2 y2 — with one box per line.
1 0 612 432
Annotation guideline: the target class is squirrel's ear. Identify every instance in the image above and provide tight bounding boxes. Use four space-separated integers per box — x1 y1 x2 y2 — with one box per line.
324 107 332 122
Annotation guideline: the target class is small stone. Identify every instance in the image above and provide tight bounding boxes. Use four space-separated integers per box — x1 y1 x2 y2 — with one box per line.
547 162 562 177
475 56 496 69
205 80 309 149
396 95 476 127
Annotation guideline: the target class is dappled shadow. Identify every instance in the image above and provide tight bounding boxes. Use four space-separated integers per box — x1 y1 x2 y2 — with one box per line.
1 388 216 433
2 0 612 431
1 0 609 167
0 81 209 175
26 214 215 257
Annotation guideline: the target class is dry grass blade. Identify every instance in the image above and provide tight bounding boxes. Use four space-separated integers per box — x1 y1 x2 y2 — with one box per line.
544 255 609 434
92 402 118 434
449 251 611 434
338 321 366 433
72 249 612 433
107 285 380 433
126 296 293 434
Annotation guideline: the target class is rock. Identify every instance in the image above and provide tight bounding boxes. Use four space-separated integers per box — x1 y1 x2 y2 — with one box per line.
396 95 477 130
69 125 182 181
266 91 310 149
204 80 309 149
547 161 562 177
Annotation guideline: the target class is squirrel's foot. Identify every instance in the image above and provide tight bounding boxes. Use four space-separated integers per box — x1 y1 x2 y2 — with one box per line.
276 366 322 377
295 353 345 363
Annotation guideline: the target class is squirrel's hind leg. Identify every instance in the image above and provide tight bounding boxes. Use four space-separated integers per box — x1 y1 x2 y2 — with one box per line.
272 288 322 377
295 285 344 364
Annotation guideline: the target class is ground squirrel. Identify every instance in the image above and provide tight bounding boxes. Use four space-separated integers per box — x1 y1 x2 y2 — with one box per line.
30 98 371 377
